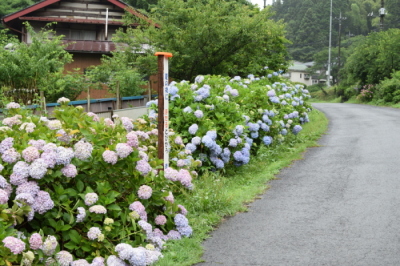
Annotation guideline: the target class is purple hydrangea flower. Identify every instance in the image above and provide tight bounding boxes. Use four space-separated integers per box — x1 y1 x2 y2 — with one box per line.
2 236 25 254
10 173 27 186
121 117 134 132
126 132 139 148
29 233 43 250
164 167 178 181
106 255 127 266
177 225 193 237
33 191 54 214
56 251 74 266
0 189 9 204
129 201 146 218
138 185 152 200
15 192 35 206
167 230 181 240
174 136 183 145
138 220 153 234
177 169 192 188
136 160 152 176
71 259 91 266
87 112 100 122
61 164 77 178
55 147 74 165
178 204 188 216
116 143 133 158
76 207 86 222
87 227 102 240
194 110 204 118
6 102 20 109
74 140 93 160
29 158 48 179
128 248 147 266
188 124 198 135
164 191 174 203
2 148 21 163
174 213 189 227
102 150 118 165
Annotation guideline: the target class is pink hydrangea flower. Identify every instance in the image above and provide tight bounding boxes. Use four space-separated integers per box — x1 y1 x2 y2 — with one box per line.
155 215 167 225
2 236 25 254
29 233 43 250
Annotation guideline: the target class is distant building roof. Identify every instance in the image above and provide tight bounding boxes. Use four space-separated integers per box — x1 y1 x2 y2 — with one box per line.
288 61 314 71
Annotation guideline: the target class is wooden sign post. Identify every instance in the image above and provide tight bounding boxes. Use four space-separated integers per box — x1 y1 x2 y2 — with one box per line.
155 52 173 171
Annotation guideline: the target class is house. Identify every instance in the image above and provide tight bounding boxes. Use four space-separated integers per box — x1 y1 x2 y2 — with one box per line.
1 0 158 103
282 61 326 86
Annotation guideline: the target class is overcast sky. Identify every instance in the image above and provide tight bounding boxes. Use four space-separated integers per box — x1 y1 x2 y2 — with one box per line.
250 0 273 9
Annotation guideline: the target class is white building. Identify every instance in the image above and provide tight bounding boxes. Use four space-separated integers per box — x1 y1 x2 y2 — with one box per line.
282 61 323 86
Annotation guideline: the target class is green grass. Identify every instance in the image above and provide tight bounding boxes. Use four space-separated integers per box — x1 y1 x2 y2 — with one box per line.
154 109 329 266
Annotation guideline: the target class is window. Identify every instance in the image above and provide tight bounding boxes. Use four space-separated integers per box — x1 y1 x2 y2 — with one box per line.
300 73 302 78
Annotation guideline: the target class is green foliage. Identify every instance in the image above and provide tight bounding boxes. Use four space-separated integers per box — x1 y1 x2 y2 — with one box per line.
341 29 400 86
0 23 73 104
375 71 400 103
116 0 289 81
85 51 146 98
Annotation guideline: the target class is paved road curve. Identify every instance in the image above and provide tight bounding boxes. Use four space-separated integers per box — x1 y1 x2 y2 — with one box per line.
196 103 400 266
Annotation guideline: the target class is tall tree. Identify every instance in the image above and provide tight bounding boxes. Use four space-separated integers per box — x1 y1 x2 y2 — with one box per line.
116 0 289 81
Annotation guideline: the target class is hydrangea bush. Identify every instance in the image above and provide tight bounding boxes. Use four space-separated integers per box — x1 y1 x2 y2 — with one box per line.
147 73 312 170
0 99 198 265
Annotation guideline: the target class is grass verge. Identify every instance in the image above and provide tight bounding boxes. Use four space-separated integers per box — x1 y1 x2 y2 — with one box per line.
154 109 329 266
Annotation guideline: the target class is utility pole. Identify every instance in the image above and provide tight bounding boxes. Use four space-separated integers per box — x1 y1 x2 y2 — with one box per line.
336 12 347 83
379 0 386 31
327 0 333 87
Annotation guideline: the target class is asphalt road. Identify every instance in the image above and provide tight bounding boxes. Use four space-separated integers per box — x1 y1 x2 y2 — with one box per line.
196 103 400 266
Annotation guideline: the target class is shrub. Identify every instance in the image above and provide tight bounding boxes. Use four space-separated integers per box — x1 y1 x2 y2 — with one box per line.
147 74 312 171
375 71 400 103
0 99 197 265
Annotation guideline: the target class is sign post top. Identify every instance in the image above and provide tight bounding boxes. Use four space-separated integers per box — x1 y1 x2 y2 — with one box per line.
155 52 173 58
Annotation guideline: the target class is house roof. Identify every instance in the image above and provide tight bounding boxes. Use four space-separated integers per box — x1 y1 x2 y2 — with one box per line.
2 0 157 27
63 40 127 53
288 61 314 72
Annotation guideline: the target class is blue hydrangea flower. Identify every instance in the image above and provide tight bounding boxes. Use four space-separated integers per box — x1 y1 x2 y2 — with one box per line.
185 143 196 153
201 135 215 149
292 125 303 135
270 96 280 103
267 74 272 78
263 136 273 145
260 123 269 132
169 86 179 96
206 131 217 141
191 136 201 145
281 129 288 135
247 123 260 132
183 106 193 113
